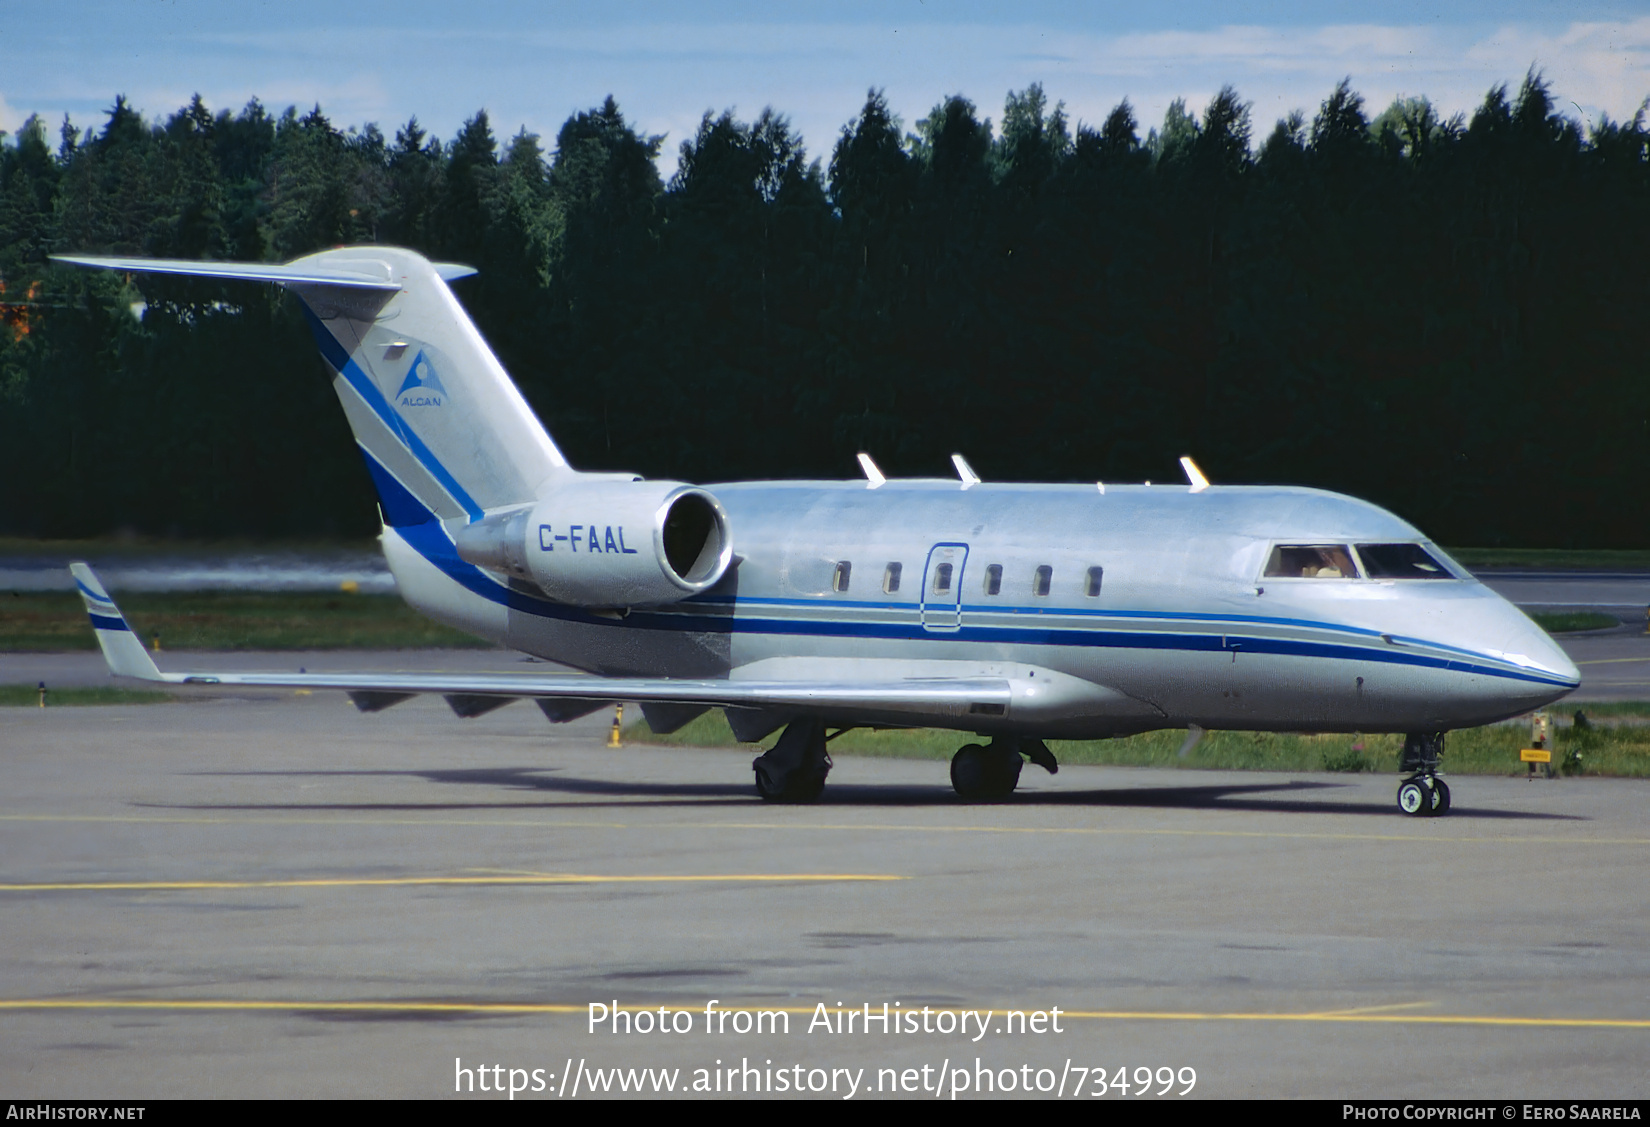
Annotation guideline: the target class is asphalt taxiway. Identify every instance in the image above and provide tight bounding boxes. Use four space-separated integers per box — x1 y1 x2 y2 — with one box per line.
2 694 1646 1099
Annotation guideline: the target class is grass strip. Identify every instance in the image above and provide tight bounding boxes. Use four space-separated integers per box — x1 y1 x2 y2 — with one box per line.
0 536 381 559
0 685 174 707
1529 611 1622 633
626 709 1650 778
1446 547 1650 570
1 591 490 651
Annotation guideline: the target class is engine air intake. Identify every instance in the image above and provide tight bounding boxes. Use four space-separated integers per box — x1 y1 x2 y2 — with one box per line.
455 479 733 607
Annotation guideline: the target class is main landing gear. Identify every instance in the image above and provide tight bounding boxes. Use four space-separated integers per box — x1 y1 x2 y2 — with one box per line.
951 737 1058 801
752 718 831 803
1396 731 1451 817
750 724 1061 803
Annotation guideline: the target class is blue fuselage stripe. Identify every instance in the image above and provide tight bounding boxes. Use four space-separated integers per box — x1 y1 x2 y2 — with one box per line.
359 450 1577 693
301 306 483 520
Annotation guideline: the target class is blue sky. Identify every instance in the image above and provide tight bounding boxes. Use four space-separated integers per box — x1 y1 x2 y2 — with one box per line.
4 2 1647 175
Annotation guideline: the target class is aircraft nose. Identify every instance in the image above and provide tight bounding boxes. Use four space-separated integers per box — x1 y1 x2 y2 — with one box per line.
1496 607 1581 687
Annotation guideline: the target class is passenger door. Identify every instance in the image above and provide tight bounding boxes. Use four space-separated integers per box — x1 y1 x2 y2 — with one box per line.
920 543 968 631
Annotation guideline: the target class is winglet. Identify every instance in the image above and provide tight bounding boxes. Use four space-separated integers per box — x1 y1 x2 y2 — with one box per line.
950 453 981 489
1180 456 1210 494
69 563 164 681
857 453 886 489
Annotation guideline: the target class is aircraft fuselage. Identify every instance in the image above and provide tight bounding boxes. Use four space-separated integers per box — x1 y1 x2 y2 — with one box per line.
384 479 1578 740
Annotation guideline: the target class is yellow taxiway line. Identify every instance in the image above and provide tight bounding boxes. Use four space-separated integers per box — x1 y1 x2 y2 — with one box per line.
0 998 1644 1030
0 872 903 893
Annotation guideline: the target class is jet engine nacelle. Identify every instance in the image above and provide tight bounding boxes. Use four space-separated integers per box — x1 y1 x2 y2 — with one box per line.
454 479 733 606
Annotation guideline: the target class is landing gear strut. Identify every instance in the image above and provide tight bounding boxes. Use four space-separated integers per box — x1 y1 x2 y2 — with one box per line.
752 718 831 803
1397 731 1451 817
950 737 1057 801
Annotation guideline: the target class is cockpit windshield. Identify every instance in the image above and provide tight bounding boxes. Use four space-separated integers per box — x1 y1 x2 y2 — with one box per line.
1263 542 1461 582
1355 543 1454 579
1264 545 1360 579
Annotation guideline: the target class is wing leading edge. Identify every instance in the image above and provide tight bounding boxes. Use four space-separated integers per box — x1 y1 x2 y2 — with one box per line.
69 564 1146 728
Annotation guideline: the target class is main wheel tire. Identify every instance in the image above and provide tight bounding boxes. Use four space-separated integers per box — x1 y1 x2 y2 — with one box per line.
1397 777 1431 816
754 759 785 801
951 743 1022 801
1429 777 1451 815
950 744 989 799
753 759 826 803
987 745 1025 797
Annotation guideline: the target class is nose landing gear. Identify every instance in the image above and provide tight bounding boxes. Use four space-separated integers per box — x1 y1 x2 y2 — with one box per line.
1397 731 1451 817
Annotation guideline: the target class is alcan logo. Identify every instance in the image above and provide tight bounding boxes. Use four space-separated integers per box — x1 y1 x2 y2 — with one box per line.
396 352 447 408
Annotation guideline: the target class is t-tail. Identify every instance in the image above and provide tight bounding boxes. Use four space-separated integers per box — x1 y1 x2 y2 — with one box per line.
53 248 734 632
54 247 568 525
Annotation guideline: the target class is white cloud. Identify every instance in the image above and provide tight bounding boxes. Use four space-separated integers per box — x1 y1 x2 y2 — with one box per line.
1463 18 1650 124
0 92 24 138
2 14 1646 172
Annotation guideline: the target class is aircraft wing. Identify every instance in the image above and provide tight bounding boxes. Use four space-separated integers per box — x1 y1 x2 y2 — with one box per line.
68 563 1049 722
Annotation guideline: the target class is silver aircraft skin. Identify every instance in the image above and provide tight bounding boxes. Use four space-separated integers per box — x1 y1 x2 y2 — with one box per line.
58 247 1579 814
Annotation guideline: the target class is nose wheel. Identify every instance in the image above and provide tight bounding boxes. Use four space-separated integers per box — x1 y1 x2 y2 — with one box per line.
1396 732 1450 817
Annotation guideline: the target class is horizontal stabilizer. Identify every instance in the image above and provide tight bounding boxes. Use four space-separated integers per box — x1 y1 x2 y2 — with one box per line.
51 255 403 290
53 254 478 286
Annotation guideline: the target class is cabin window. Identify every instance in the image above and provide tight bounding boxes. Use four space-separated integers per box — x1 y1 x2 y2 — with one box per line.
1033 565 1052 596
1356 543 1454 579
1264 545 1360 579
933 562 953 593
1086 566 1104 597
984 564 1003 595
883 562 902 594
832 561 852 592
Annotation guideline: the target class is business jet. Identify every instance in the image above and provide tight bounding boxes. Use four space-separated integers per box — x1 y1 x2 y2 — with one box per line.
56 248 1579 816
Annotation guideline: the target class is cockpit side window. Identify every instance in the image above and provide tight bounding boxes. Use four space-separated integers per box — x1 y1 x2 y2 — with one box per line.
1264 544 1360 579
1355 543 1454 579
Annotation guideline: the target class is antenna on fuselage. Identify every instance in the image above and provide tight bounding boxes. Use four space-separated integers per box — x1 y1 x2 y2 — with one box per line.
950 454 981 489
1180 456 1210 494
857 453 886 489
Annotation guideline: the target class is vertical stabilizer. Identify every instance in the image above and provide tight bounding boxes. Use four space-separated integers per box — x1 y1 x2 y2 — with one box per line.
287 247 568 525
